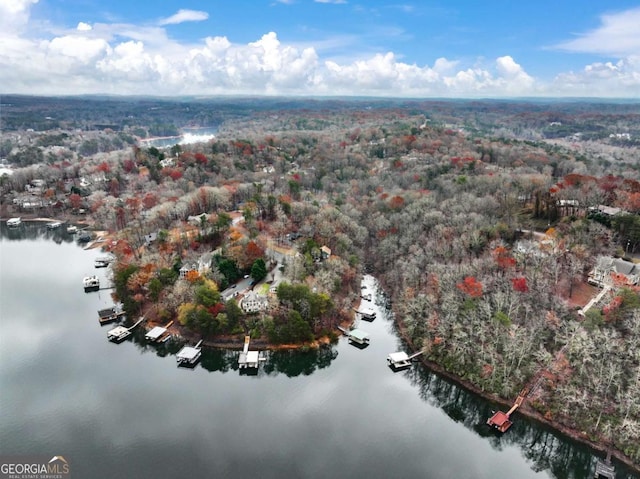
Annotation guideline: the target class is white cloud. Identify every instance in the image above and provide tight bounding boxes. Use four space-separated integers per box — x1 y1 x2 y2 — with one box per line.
495 55 535 92
1 0 37 16
0 0 38 33
551 56 640 97
47 35 110 62
314 0 347 4
0 2 638 97
158 9 208 26
432 57 458 74
553 7 640 57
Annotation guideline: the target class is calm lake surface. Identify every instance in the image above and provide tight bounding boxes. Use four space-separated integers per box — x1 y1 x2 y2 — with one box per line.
1 223 638 479
138 127 218 149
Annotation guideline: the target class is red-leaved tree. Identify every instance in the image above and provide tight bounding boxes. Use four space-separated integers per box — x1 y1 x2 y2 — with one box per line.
457 276 483 298
511 277 529 293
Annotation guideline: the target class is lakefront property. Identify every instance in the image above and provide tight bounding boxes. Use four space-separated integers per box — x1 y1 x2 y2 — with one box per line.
2 96 640 476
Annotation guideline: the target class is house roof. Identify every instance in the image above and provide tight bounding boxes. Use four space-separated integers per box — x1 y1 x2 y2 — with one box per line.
176 346 200 360
145 326 167 340
388 352 409 362
241 291 268 306
350 329 370 341
592 205 622 216
596 256 638 276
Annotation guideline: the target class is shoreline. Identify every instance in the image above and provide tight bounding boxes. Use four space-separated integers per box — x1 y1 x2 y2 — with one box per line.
9 217 635 471
394 317 640 474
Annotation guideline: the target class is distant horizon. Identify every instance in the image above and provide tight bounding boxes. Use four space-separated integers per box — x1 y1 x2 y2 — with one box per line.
2 93 640 104
1 0 639 99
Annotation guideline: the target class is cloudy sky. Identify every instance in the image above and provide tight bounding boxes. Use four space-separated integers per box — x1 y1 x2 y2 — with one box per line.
1 0 639 98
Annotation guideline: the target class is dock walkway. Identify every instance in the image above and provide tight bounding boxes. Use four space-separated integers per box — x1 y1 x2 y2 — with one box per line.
238 335 265 369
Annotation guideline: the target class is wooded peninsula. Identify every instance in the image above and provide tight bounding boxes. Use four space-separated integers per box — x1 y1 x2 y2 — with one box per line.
2 95 639 468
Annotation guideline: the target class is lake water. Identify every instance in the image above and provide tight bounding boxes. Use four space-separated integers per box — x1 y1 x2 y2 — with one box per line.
1 222 637 479
139 127 218 149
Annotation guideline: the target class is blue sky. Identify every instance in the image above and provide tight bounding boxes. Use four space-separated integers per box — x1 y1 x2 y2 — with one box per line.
1 0 639 97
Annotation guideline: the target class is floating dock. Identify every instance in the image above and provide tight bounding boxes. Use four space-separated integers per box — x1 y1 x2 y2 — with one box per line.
487 393 525 432
593 452 616 479
107 316 145 343
346 328 370 346
176 339 203 367
97 307 125 325
145 321 173 342
238 335 265 369
47 221 62 229
94 256 114 268
387 350 423 369
83 275 100 292
359 307 376 321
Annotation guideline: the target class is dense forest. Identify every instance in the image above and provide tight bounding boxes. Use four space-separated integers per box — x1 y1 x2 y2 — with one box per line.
1 96 639 466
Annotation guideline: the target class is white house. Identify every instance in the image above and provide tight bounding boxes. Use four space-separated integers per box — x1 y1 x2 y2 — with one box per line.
198 252 213 275
588 256 640 287
159 158 175 168
179 263 198 279
240 291 269 313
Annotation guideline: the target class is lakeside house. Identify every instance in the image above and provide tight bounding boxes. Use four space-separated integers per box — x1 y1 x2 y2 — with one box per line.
187 213 208 225
144 232 157 245
178 252 215 279
240 291 269 313
589 205 624 217
198 252 213 275
179 263 198 279
588 256 640 287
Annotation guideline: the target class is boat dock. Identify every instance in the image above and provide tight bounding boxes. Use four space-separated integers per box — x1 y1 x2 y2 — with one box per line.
593 452 616 479
94 256 114 268
387 350 423 369
487 381 535 432
338 326 370 346
176 339 203 367
238 335 265 369
97 307 125 325
83 275 100 292
486 399 521 432
358 307 376 321
145 321 174 342
107 316 145 343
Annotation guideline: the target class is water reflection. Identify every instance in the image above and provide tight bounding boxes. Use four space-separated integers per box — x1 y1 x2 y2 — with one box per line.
125 329 339 377
116 319 340 377
1 220 80 244
401 348 638 479
262 347 338 377
2 230 638 479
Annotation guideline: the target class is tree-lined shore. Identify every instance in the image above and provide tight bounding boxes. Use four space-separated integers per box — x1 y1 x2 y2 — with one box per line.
2 96 639 468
